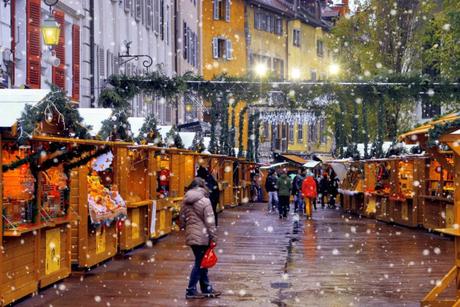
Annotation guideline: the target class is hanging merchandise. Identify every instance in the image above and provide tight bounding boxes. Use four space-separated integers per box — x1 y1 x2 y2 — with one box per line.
87 153 126 224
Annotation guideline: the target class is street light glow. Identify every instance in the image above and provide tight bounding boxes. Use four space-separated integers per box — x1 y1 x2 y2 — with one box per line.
329 63 340 76
291 68 301 80
254 63 268 77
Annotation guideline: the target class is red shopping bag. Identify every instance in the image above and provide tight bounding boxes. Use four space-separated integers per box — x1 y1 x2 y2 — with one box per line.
200 246 218 269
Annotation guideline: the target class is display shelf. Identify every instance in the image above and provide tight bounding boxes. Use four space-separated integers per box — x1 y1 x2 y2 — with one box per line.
3 223 43 237
420 195 454 204
127 200 153 208
435 228 460 237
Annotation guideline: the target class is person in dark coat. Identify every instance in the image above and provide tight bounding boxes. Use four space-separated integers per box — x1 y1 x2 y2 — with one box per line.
264 169 278 213
328 172 339 208
292 168 305 214
318 173 329 208
197 166 220 226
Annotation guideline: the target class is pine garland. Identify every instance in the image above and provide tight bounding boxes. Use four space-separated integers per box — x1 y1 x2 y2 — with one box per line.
428 117 460 148
190 132 205 153
229 106 236 157
238 106 248 158
246 113 255 162
135 115 161 145
165 126 184 149
98 108 133 141
254 112 261 163
17 86 91 145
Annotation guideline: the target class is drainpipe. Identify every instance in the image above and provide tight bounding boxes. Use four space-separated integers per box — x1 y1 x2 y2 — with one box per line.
89 0 95 107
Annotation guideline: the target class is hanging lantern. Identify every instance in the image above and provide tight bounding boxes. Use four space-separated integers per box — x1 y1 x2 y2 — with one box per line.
41 16 61 46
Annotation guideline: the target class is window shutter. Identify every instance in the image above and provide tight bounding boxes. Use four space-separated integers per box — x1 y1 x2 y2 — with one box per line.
124 0 131 12
154 0 159 34
146 0 152 29
135 0 141 21
52 10 66 90
213 0 219 20
183 22 187 60
99 48 105 78
72 25 80 101
188 28 192 62
212 38 218 59
225 0 231 22
26 0 41 89
226 40 232 60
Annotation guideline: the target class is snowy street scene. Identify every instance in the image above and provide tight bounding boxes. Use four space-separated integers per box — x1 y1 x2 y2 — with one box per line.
0 0 460 306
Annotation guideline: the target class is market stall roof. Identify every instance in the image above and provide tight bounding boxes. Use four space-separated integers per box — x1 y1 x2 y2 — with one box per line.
260 162 289 170
128 117 144 138
78 108 112 136
0 89 50 128
158 125 195 148
279 154 307 165
303 160 320 168
399 112 460 142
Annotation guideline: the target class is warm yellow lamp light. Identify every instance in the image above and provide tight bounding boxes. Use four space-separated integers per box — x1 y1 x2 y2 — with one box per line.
41 16 61 46
254 63 268 78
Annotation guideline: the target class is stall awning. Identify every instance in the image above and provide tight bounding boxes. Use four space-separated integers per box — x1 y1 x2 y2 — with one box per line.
399 113 460 142
0 89 50 128
329 162 348 182
303 160 320 168
280 154 307 165
260 162 288 170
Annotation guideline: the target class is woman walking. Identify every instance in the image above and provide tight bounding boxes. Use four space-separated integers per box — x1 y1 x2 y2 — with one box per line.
179 178 221 299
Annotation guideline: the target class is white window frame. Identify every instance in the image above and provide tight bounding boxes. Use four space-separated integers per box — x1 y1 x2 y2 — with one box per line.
225 0 231 22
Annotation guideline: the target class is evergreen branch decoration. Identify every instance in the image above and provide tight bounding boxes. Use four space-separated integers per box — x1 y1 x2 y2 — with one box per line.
165 126 184 149
135 115 161 145
428 117 460 148
190 132 205 153
238 106 248 158
98 108 133 141
17 86 91 145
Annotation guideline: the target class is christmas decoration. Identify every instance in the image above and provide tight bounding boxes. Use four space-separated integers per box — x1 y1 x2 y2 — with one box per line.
98 108 133 141
165 126 184 149
238 106 248 158
17 86 91 145
135 115 161 145
189 132 206 153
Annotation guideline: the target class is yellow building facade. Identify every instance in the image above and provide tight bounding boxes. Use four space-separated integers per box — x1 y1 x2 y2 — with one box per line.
246 2 290 79
287 19 332 80
202 0 247 80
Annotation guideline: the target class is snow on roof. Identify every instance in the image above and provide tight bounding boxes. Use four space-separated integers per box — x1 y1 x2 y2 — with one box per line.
0 89 50 127
179 132 196 149
158 125 173 139
78 108 112 136
203 137 210 149
128 117 145 138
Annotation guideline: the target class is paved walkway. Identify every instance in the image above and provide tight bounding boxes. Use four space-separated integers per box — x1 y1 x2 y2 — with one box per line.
18 204 454 306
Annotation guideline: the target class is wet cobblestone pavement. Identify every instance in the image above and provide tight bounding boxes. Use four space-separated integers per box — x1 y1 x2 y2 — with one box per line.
18 203 454 306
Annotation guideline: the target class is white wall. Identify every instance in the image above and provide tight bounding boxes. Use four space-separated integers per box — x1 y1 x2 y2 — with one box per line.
0 1 12 87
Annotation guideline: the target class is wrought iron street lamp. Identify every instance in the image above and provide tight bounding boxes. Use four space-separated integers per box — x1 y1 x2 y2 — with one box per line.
41 0 61 46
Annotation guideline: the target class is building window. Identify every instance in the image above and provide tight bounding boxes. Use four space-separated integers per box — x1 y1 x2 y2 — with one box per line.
154 0 160 35
309 122 318 143
317 40 324 57
311 71 317 81
212 37 232 60
273 58 284 80
297 123 303 143
264 122 269 139
320 119 327 144
254 10 282 36
135 0 142 22
275 17 283 35
293 29 300 47
213 0 231 21
289 124 294 144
